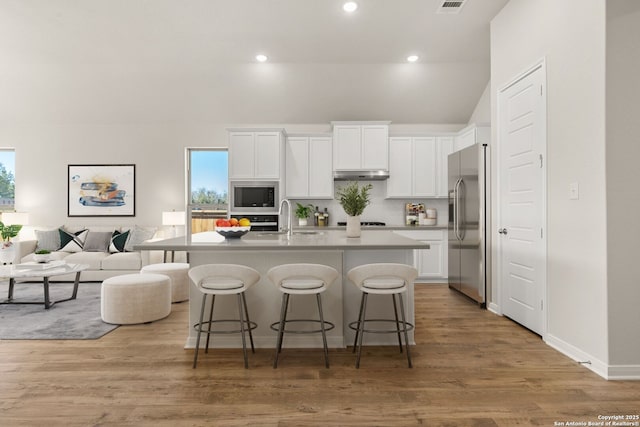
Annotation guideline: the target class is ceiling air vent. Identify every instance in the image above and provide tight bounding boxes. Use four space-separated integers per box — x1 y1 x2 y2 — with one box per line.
437 0 467 14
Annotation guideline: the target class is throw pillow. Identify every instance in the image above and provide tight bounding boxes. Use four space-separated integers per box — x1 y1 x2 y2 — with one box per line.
59 229 89 253
35 228 62 252
109 230 130 253
124 225 157 252
83 231 112 252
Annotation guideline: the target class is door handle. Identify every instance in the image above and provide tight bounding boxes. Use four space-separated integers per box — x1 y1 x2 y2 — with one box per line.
498 228 508 235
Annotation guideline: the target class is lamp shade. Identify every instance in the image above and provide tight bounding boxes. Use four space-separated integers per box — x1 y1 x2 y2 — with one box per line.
162 211 185 226
2 212 29 225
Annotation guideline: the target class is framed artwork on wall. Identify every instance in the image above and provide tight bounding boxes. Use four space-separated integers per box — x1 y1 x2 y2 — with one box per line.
68 164 136 217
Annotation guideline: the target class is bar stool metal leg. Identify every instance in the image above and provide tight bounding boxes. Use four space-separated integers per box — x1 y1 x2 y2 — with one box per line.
193 293 207 368
392 294 403 353
274 293 288 368
355 292 369 369
397 293 412 368
241 292 255 353
205 295 216 353
316 294 329 368
352 292 366 353
237 293 249 369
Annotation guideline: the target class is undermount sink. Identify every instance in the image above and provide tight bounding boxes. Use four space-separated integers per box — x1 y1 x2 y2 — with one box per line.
293 230 322 235
252 230 323 238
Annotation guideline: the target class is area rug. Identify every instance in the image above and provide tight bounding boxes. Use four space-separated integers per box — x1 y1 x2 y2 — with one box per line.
0 281 118 340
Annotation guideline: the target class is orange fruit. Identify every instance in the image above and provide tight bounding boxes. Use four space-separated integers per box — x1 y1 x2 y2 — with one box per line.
229 218 239 226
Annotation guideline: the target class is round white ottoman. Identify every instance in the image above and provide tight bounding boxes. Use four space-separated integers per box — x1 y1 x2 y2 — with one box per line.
101 273 172 325
140 263 190 303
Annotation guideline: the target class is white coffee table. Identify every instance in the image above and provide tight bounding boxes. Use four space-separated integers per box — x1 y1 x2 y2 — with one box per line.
0 262 89 309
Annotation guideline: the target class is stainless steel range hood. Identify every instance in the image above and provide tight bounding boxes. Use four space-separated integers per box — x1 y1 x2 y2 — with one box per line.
333 170 390 181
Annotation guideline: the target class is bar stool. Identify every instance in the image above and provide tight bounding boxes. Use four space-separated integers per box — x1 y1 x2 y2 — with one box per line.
267 263 339 368
188 264 260 369
347 263 418 368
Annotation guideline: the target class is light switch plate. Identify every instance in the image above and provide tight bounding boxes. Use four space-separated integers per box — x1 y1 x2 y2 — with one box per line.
569 182 579 200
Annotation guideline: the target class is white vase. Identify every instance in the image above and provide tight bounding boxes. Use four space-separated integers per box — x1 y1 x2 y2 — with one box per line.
298 218 308 227
0 242 16 264
346 215 361 238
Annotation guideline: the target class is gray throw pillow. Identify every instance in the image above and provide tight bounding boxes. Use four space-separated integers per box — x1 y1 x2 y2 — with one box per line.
83 231 112 252
35 228 61 251
124 225 157 252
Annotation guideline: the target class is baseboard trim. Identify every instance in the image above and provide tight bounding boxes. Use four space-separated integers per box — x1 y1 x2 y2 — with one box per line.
543 333 640 380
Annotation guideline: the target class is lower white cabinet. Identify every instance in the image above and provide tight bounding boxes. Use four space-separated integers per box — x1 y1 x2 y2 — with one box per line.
394 229 448 280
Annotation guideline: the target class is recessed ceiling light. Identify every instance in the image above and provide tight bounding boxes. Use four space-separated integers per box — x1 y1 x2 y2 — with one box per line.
407 55 419 63
343 2 358 13
256 54 268 62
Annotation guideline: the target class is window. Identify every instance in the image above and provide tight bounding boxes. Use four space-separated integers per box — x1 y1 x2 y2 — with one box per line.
0 149 16 211
187 148 228 234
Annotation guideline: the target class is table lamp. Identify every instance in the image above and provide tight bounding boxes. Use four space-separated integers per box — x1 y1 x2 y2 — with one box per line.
162 211 185 238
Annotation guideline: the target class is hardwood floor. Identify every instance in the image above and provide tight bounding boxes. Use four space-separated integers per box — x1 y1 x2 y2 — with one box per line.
1 284 638 426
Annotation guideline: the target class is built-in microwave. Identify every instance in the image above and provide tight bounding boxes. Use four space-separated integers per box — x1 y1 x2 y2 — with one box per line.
230 182 278 212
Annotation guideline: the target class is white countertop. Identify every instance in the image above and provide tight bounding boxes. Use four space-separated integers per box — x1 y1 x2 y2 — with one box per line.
135 229 430 252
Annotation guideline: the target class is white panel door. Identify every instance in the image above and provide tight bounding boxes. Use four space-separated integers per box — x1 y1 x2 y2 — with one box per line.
286 137 309 198
308 137 333 198
413 137 437 197
498 64 546 335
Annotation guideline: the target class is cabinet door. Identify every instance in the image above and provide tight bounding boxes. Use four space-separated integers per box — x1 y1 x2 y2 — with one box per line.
308 137 333 198
417 241 445 278
455 127 476 151
386 137 413 198
286 137 309 198
413 137 438 197
437 136 454 197
333 126 362 170
361 125 389 170
255 132 281 179
229 132 255 179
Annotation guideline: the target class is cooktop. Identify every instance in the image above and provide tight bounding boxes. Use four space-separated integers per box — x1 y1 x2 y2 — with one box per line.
337 221 386 226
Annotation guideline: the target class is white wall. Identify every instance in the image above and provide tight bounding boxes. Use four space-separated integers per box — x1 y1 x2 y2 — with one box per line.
491 0 609 368
6 122 461 231
468 81 491 125
605 1 640 369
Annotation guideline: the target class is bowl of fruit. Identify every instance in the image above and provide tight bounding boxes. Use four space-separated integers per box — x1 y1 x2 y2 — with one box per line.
215 217 251 238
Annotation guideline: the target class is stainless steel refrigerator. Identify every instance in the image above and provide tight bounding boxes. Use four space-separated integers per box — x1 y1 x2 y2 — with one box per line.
448 143 488 306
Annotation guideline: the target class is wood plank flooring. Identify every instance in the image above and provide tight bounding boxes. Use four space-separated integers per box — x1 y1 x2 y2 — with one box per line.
1 284 638 426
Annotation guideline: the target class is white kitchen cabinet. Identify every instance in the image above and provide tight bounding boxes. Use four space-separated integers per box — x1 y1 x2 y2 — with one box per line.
387 136 438 198
332 122 390 171
454 124 490 152
285 135 333 199
437 136 454 197
394 229 448 280
229 129 284 180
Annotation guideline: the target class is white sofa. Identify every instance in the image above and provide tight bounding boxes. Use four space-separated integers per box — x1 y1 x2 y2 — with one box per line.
16 225 163 282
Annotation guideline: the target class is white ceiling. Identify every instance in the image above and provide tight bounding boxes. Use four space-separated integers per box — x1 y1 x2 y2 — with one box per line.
0 0 508 125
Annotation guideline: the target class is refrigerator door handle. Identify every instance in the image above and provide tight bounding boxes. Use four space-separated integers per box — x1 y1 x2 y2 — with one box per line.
458 178 466 240
454 178 462 241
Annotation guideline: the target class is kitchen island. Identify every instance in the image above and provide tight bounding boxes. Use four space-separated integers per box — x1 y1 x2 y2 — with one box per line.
136 229 428 349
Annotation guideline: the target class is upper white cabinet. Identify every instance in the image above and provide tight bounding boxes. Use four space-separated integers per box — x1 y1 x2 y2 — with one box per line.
387 136 438 198
286 135 333 199
454 124 490 152
228 129 285 180
437 136 454 197
332 121 390 171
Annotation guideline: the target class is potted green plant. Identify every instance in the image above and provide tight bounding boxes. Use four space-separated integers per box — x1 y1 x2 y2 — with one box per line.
295 203 315 227
34 249 52 263
0 221 23 264
336 181 372 237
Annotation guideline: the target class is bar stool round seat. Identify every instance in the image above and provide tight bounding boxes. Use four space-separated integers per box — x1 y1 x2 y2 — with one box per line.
188 264 260 369
101 273 171 325
347 263 418 368
267 263 339 368
141 262 190 303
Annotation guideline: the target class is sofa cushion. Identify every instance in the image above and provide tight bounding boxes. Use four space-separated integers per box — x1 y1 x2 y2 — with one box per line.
35 228 62 251
83 231 112 252
124 225 157 252
59 229 89 252
64 251 108 270
109 230 130 253
101 252 142 271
